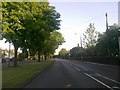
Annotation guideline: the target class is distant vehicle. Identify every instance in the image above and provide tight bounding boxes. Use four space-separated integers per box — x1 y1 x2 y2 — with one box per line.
2 57 13 63
2 58 6 63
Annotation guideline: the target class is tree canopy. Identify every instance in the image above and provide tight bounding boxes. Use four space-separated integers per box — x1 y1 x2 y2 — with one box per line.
70 45 83 57
96 24 120 56
2 2 64 67
58 48 69 59
83 23 99 48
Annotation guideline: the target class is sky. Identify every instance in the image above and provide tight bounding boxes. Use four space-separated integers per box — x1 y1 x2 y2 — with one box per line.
0 0 119 55
49 1 118 55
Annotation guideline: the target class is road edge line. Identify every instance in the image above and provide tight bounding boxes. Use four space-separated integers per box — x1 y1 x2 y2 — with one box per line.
95 73 120 84
84 73 114 90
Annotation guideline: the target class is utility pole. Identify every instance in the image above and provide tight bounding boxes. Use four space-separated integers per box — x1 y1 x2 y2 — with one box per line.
80 35 83 60
105 13 110 56
118 37 120 60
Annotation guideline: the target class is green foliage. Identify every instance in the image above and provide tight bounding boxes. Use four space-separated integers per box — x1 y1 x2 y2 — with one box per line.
2 2 64 65
96 24 120 56
58 48 69 59
43 31 64 54
0 48 2 55
70 46 83 57
82 23 120 57
83 23 99 48
2 2 24 46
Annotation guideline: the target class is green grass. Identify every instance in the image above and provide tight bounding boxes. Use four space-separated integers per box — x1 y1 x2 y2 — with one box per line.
2 60 54 88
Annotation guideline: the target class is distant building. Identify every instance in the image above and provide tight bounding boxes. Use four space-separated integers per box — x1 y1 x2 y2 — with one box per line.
118 1 120 25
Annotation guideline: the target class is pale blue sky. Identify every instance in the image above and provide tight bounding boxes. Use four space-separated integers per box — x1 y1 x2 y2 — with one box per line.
0 1 119 55
49 1 118 54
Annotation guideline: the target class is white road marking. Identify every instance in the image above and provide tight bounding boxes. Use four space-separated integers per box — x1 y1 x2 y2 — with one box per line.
112 86 120 89
89 73 98 76
95 73 120 85
85 73 114 90
74 66 81 71
85 61 117 67
65 84 71 88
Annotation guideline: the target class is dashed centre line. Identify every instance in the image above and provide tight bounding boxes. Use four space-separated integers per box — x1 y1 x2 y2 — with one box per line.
74 66 81 71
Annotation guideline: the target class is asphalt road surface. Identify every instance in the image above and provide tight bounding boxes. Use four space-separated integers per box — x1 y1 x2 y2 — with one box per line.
25 59 120 89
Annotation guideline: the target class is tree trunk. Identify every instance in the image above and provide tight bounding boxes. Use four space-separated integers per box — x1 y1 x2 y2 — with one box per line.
44 53 47 60
14 46 18 67
48 53 50 60
38 52 40 62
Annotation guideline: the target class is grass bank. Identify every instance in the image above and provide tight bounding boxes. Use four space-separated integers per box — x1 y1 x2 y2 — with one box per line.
2 60 54 88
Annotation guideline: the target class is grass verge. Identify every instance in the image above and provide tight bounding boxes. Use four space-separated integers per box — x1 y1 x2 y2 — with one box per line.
2 60 54 88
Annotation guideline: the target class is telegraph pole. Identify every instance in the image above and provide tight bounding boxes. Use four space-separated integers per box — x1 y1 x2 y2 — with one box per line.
80 35 83 60
105 13 110 56
118 37 120 60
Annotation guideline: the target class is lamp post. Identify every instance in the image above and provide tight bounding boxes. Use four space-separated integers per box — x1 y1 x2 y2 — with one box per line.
74 33 83 60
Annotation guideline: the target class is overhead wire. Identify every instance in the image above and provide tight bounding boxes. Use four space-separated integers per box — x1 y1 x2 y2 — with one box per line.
60 11 117 31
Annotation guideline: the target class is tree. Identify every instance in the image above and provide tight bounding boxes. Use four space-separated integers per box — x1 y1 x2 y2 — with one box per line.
83 23 99 48
58 48 69 59
82 23 99 56
70 45 83 57
96 24 120 56
2 2 28 66
0 2 2 40
19 2 61 61
2 2 62 66
0 48 2 55
42 31 64 60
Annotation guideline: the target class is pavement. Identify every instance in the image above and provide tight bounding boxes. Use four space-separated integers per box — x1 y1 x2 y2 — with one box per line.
24 58 120 89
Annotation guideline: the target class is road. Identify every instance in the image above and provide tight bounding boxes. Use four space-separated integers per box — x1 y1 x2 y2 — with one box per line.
25 59 120 89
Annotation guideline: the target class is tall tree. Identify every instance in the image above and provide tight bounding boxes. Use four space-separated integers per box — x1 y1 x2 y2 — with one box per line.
58 48 69 59
2 2 62 66
83 23 99 48
42 31 64 60
96 24 120 56
20 2 61 61
2 2 26 66
70 46 83 57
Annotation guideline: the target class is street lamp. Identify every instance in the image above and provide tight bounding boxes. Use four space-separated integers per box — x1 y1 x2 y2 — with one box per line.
74 33 83 60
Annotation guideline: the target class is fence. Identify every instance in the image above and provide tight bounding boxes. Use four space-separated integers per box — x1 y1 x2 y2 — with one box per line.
69 56 119 65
